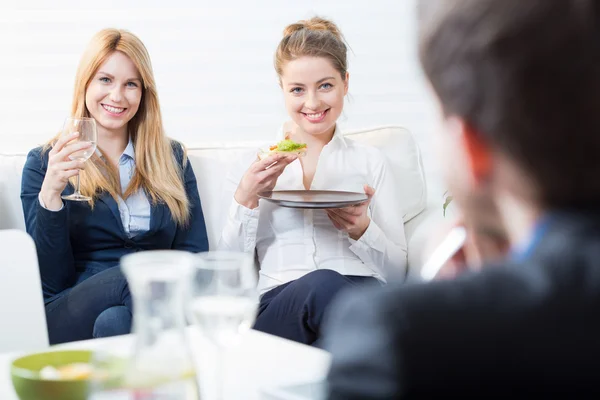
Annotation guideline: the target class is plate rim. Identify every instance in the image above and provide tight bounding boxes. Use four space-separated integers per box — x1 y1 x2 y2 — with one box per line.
257 189 368 209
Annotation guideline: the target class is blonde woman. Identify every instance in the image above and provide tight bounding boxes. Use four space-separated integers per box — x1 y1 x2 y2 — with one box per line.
219 17 407 345
21 29 208 344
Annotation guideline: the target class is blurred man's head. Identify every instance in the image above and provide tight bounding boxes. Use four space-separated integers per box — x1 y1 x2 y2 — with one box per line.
419 0 600 235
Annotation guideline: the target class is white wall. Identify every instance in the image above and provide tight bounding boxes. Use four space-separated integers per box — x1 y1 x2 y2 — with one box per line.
0 0 444 199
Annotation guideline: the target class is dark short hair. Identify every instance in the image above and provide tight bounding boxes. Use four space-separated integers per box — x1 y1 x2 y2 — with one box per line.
419 0 600 208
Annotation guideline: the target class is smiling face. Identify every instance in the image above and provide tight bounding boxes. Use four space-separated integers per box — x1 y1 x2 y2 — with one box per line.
280 56 348 138
85 51 143 137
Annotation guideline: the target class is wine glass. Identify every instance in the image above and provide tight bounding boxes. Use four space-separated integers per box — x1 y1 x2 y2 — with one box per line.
187 251 258 400
60 117 98 201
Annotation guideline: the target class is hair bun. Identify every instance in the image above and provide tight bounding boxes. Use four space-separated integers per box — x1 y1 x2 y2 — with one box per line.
283 17 343 41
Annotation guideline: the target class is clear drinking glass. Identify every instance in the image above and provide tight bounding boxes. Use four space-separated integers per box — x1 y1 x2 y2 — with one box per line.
60 117 98 201
188 251 258 400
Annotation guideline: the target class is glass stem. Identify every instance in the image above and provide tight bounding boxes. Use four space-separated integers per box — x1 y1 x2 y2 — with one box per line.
75 172 81 195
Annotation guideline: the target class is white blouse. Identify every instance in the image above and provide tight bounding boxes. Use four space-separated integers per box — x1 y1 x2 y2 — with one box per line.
218 127 408 296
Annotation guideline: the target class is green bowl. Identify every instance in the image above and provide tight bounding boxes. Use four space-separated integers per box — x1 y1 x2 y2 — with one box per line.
11 349 94 400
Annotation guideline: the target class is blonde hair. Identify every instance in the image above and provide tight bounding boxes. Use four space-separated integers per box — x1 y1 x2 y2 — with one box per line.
275 17 349 80
45 28 190 225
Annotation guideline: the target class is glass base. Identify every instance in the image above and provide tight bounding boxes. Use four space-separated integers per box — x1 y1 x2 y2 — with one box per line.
62 193 91 201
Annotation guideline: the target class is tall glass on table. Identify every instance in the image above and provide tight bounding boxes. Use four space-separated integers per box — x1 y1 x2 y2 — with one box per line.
59 117 97 201
88 250 201 399
187 251 258 400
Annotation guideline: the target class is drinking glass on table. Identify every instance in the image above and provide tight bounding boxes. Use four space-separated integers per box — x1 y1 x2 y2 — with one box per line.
187 251 258 400
60 117 98 201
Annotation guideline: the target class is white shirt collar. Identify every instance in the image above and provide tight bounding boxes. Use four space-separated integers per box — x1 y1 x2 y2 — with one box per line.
120 136 135 161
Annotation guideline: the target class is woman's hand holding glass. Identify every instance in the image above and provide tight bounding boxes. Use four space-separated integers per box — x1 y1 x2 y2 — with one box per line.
234 153 298 209
39 131 93 211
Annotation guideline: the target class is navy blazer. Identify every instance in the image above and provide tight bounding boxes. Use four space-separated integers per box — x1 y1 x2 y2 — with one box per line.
21 142 209 304
323 211 600 397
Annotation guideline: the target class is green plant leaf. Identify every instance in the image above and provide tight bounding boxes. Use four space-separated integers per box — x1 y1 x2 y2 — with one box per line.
443 195 453 217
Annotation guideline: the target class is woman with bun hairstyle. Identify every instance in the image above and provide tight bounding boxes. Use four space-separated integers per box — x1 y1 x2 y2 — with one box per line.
21 28 209 344
219 17 407 345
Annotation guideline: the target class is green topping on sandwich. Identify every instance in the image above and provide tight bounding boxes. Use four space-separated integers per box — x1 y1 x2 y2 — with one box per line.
275 139 307 152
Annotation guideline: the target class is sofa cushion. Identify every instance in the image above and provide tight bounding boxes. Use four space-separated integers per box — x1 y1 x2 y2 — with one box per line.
344 126 427 222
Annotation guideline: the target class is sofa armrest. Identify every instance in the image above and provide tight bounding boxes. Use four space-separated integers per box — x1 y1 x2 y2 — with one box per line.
404 204 447 282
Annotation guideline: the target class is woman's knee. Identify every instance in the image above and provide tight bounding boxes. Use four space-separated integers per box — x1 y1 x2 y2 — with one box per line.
93 306 132 338
101 266 132 308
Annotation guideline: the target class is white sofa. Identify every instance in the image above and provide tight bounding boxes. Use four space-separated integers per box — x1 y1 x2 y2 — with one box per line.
0 126 442 277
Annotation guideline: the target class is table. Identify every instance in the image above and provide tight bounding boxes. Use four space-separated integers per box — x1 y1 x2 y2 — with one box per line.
0 328 331 399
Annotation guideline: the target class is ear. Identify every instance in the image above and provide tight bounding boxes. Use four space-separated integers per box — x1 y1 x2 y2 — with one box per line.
456 117 493 185
343 72 349 95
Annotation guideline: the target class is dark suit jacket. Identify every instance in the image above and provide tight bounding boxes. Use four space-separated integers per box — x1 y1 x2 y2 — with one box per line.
21 142 209 304
323 211 600 398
